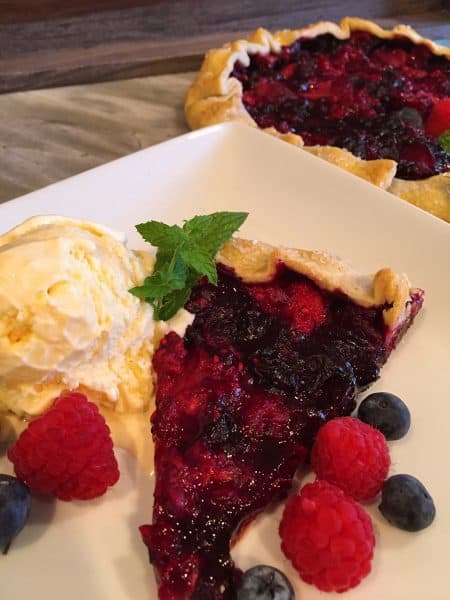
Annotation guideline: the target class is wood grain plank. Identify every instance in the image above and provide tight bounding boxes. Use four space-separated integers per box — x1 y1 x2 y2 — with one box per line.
1 1 443 56
376 11 450 36
0 3 447 203
0 3 448 93
0 0 154 24
0 0 443 25
0 72 196 202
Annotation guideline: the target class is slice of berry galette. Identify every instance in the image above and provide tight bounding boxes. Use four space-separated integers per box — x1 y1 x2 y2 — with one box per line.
141 238 423 599
185 18 450 221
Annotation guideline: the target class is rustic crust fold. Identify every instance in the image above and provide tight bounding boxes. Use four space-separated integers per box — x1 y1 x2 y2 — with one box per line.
388 174 450 222
303 146 397 189
185 17 450 221
217 237 421 331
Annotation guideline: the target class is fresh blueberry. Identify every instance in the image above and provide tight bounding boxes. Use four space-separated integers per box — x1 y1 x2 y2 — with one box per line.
379 474 435 532
357 392 410 440
0 474 31 553
237 565 295 600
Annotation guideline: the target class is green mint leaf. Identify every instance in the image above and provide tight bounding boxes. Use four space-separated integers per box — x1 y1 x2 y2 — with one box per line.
129 285 155 300
131 211 250 321
439 130 450 153
169 257 188 287
157 287 193 321
136 221 186 249
154 248 173 273
183 212 248 256
147 261 187 297
131 259 187 301
180 242 218 285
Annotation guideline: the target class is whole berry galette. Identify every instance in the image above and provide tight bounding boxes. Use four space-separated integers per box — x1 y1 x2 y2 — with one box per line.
141 237 423 598
185 18 450 221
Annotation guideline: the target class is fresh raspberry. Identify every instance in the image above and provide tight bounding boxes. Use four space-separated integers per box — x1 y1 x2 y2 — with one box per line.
279 480 375 593
8 392 119 501
311 417 390 501
425 98 450 138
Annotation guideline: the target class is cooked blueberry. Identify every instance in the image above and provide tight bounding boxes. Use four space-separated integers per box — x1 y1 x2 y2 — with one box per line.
232 30 450 180
237 565 295 600
358 392 410 440
0 474 31 553
391 108 423 128
379 474 435 532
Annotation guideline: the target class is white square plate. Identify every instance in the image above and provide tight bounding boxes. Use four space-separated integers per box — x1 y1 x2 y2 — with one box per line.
0 123 449 599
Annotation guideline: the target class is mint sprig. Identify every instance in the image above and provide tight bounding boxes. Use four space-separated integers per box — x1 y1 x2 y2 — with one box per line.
439 130 450 153
130 211 248 320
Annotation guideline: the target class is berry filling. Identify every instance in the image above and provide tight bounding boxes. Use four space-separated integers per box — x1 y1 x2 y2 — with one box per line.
231 31 450 179
143 264 420 598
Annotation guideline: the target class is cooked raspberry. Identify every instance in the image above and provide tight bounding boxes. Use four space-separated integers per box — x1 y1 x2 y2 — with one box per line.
248 278 327 335
233 30 450 179
287 282 328 334
279 480 375 593
8 392 119 501
152 331 187 375
240 392 291 440
425 98 450 138
311 417 390 501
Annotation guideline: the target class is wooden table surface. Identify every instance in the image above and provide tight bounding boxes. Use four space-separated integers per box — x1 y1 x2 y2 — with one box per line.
0 71 196 204
1 0 447 206
1 2 447 94
0 24 447 206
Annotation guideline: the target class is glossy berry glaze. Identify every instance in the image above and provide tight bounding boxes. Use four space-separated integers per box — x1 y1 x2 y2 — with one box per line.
142 264 423 599
231 31 450 179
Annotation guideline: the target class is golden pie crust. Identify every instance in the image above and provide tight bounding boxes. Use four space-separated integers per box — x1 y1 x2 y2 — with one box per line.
304 146 397 189
388 174 450 221
185 17 450 221
217 237 421 332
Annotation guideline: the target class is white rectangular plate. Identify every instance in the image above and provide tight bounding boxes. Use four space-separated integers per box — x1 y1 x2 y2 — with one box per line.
0 123 449 599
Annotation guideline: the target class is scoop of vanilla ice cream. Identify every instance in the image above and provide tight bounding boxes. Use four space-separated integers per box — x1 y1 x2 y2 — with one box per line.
0 216 155 417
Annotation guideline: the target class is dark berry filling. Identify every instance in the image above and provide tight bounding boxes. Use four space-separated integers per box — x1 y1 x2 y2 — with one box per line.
231 31 450 179
143 264 409 598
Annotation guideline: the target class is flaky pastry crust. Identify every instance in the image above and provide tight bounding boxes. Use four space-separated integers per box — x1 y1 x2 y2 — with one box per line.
216 237 422 332
185 17 450 220
304 146 397 189
388 174 450 222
